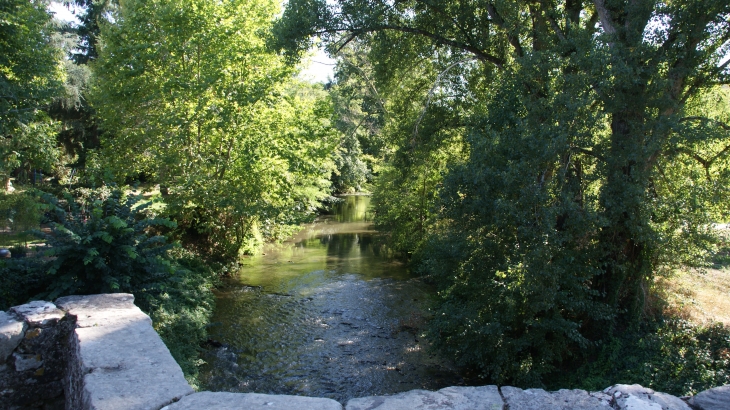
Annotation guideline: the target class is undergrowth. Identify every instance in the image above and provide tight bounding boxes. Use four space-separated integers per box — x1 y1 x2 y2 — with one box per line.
546 317 730 396
0 187 219 387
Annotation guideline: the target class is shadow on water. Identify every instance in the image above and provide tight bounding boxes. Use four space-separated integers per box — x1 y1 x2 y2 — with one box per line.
199 196 464 403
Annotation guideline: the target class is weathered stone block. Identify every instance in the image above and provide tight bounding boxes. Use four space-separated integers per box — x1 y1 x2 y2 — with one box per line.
67 307 193 410
12 352 43 371
501 386 610 410
0 311 25 363
605 384 691 410
56 293 151 328
163 391 343 410
346 385 503 410
11 301 65 328
687 384 730 410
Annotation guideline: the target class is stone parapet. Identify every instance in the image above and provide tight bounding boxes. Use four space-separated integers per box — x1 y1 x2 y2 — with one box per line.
687 385 730 410
162 391 343 410
1 294 728 410
58 294 193 410
346 385 503 410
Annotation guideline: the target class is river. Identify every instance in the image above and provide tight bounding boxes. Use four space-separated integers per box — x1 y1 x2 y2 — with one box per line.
199 195 464 403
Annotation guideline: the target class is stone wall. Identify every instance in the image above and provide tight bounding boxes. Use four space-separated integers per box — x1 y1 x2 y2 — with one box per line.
0 301 71 410
1 294 728 410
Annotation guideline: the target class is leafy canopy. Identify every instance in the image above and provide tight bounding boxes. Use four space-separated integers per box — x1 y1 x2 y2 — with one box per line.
0 0 64 180
93 0 338 257
277 0 730 385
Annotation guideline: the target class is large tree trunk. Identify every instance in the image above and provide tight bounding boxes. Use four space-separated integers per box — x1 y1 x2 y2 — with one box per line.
597 109 653 319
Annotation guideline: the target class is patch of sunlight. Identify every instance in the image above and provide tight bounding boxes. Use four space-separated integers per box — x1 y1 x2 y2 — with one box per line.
659 268 730 326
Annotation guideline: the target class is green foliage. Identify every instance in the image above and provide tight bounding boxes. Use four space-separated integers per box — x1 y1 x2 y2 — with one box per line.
278 0 730 386
332 130 369 193
0 0 64 180
327 45 388 193
93 0 337 258
0 191 43 241
39 188 178 299
552 319 730 397
142 250 216 385
0 187 215 382
0 256 48 310
327 38 474 252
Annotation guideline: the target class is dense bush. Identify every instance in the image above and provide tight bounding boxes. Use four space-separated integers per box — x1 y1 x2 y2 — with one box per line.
142 250 216 385
0 188 215 382
0 257 49 310
550 318 730 396
0 191 43 242
36 189 176 298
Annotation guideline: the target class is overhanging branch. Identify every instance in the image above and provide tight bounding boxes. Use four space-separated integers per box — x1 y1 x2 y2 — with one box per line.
313 25 505 68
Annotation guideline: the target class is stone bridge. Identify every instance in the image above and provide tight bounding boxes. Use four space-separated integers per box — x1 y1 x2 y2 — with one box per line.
1 294 728 410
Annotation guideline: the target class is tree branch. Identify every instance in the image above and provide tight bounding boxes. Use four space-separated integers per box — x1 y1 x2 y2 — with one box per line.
338 58 389 117
335 33 358 54
675 147 711 180
416 0 482 57
487 3 524 57
680 43 730 104
413 58 477 141
538 1 567 42
314 25 505 67
593 0 617 35
709 143 730 166
376 25 506 67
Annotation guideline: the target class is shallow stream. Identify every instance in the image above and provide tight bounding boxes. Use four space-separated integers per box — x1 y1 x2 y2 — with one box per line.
199 195 463 402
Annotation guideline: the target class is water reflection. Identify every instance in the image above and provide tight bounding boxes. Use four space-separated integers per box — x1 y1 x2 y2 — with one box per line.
200 196 462 403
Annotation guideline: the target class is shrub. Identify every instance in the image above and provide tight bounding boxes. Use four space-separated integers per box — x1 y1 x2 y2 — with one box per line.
0 257 48 310
548 318 730 396
39 188 179 299
142 250 216 386
0 188 217 383
0 191 43 245
37 188 217 382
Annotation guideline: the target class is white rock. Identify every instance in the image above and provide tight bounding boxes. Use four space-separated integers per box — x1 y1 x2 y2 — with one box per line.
501 386 610 410
13 353 43 372
590 391 614 406
624 395 663 410
56 293 152 328
163 391 343 410
10 301 64 327
0 311 26 362
64 294 193 410
346 385 503 410
687 385 730 410
607 384 691 410
72 321 193 410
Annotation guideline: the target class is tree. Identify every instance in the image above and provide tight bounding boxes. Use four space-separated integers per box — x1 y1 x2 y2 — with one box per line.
276 0 730 384
0 0 64 185
46 0 112 176
93 0 337 257
328 43 385 193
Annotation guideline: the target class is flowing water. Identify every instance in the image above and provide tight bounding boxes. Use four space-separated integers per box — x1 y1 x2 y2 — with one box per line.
199 195 464 403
